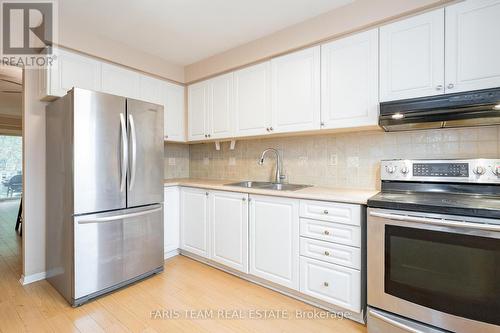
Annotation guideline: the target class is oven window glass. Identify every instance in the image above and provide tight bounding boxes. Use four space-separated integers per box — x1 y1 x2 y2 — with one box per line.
385 225 500 326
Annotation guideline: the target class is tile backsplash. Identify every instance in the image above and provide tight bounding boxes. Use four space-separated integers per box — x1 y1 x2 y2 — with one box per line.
164 143 190 179
187 126 500 190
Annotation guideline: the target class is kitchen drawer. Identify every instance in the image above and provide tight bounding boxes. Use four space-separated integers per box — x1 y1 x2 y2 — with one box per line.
300 256 361 312
300 218 361 247
300 237 360 270
299 200 361 226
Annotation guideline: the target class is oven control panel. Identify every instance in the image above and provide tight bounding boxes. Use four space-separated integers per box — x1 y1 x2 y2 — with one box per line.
381 159 500 183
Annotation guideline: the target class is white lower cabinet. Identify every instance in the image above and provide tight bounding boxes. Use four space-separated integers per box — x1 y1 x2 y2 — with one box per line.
177 187 363 316
180 187 209 258
249 195 300 290
164 186 180 257
209 191 249 273
300 256 361 312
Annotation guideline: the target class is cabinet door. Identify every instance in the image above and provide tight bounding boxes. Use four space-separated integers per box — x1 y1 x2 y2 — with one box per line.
101 63 141 99
140 75 163 105
445 0 500 93
187 81 208 141
45 48 101 98
249 195 299 290
210 191 248 273
380 9 445 101
208 73 234 139
164 82 186 142
234 62 272 137
180 187 209 258
164 186 180 257
271 46 320 133
321 29 379 129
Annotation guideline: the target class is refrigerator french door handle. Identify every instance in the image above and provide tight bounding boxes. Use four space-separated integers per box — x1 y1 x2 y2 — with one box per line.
119 113 128 192
128 114 137 191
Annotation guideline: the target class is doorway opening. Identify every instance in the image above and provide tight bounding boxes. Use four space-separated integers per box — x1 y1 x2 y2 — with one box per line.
0 65 23 277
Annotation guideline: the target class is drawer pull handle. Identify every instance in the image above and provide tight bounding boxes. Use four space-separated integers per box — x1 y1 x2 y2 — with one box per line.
324 230 330 235
323 282 329 287
323 210 329 215
324 251 330 256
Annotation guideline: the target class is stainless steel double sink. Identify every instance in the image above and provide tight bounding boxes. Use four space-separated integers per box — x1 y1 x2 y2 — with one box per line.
225 181 311 191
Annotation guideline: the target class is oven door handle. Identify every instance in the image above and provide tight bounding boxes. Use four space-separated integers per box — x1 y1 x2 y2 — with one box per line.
370 211 500 232
368 309 425 333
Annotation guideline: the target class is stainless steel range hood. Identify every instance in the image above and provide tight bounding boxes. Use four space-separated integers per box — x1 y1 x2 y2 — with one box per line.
379 87 500 131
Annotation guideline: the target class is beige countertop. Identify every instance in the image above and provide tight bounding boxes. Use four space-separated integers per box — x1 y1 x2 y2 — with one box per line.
164 178 378 205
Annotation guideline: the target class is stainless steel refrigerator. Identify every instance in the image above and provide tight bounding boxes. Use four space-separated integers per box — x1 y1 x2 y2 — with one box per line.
46 88 164 306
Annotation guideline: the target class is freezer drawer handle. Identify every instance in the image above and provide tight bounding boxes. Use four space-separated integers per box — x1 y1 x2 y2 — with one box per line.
119 113 128 193
77 206 162 224
368 309 424 333
369 211 500 232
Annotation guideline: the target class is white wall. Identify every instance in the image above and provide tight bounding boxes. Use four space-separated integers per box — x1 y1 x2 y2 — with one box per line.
22 69 48 279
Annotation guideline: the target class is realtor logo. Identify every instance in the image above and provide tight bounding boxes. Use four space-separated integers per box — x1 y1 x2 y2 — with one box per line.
2 1 53 54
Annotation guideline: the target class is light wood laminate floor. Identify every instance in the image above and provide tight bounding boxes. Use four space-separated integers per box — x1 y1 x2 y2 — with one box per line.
0 200 366 332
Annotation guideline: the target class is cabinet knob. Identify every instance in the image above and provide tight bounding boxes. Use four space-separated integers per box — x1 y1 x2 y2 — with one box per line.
242 197 246 201
164 135 169 139
323 282 329 287
324 251 330 256
324 230 330 235
205 192 209 196
323 210 329 215
447 83 455 89
266 128 270 132
320 122 325 127
269 127 273 131
208 134 211 138
436 85 443 91
204 134 208 138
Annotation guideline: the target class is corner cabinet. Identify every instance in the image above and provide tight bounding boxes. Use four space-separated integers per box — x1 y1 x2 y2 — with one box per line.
209 191 249 273
321 29 379 129
445 0 500 93
271 46 321 134
379 9 445 102
164 186 180 258
180 187 209 258
249 195 300 290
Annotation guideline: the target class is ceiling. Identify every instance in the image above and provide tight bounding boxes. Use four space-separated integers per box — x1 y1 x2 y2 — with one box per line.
59 0 353 66
0 66 22 117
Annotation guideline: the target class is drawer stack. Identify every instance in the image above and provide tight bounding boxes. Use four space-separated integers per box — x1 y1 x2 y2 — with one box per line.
298 199 362 312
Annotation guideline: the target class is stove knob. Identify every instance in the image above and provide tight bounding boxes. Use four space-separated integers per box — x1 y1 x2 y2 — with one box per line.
473 166 486 175
493 166 500 177
385 165 396 174
400 166 410 175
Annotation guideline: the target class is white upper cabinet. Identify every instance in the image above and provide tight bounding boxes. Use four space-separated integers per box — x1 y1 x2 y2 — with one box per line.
180 187 209 258
101 63 141 99
234 62 272 137
209 73 234 139
380 9 445 101
321 29 379 129
188 81 209 141
209 191 249 273
139 75 164 104
271 46 321 133
445 0 500 93
249 195 299 290
40 48 101 99
163 82 186 142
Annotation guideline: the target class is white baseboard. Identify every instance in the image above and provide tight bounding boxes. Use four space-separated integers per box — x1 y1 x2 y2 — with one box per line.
164 249 179 260
19 271 47 285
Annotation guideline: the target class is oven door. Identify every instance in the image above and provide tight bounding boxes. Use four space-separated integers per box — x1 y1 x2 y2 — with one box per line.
367 208 500 333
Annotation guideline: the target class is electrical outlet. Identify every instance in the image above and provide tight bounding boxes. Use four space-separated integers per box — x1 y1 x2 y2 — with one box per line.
168 157 176 166
347 156 359 168
329 154 338 166
203 157 210 166
229 157 236 166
